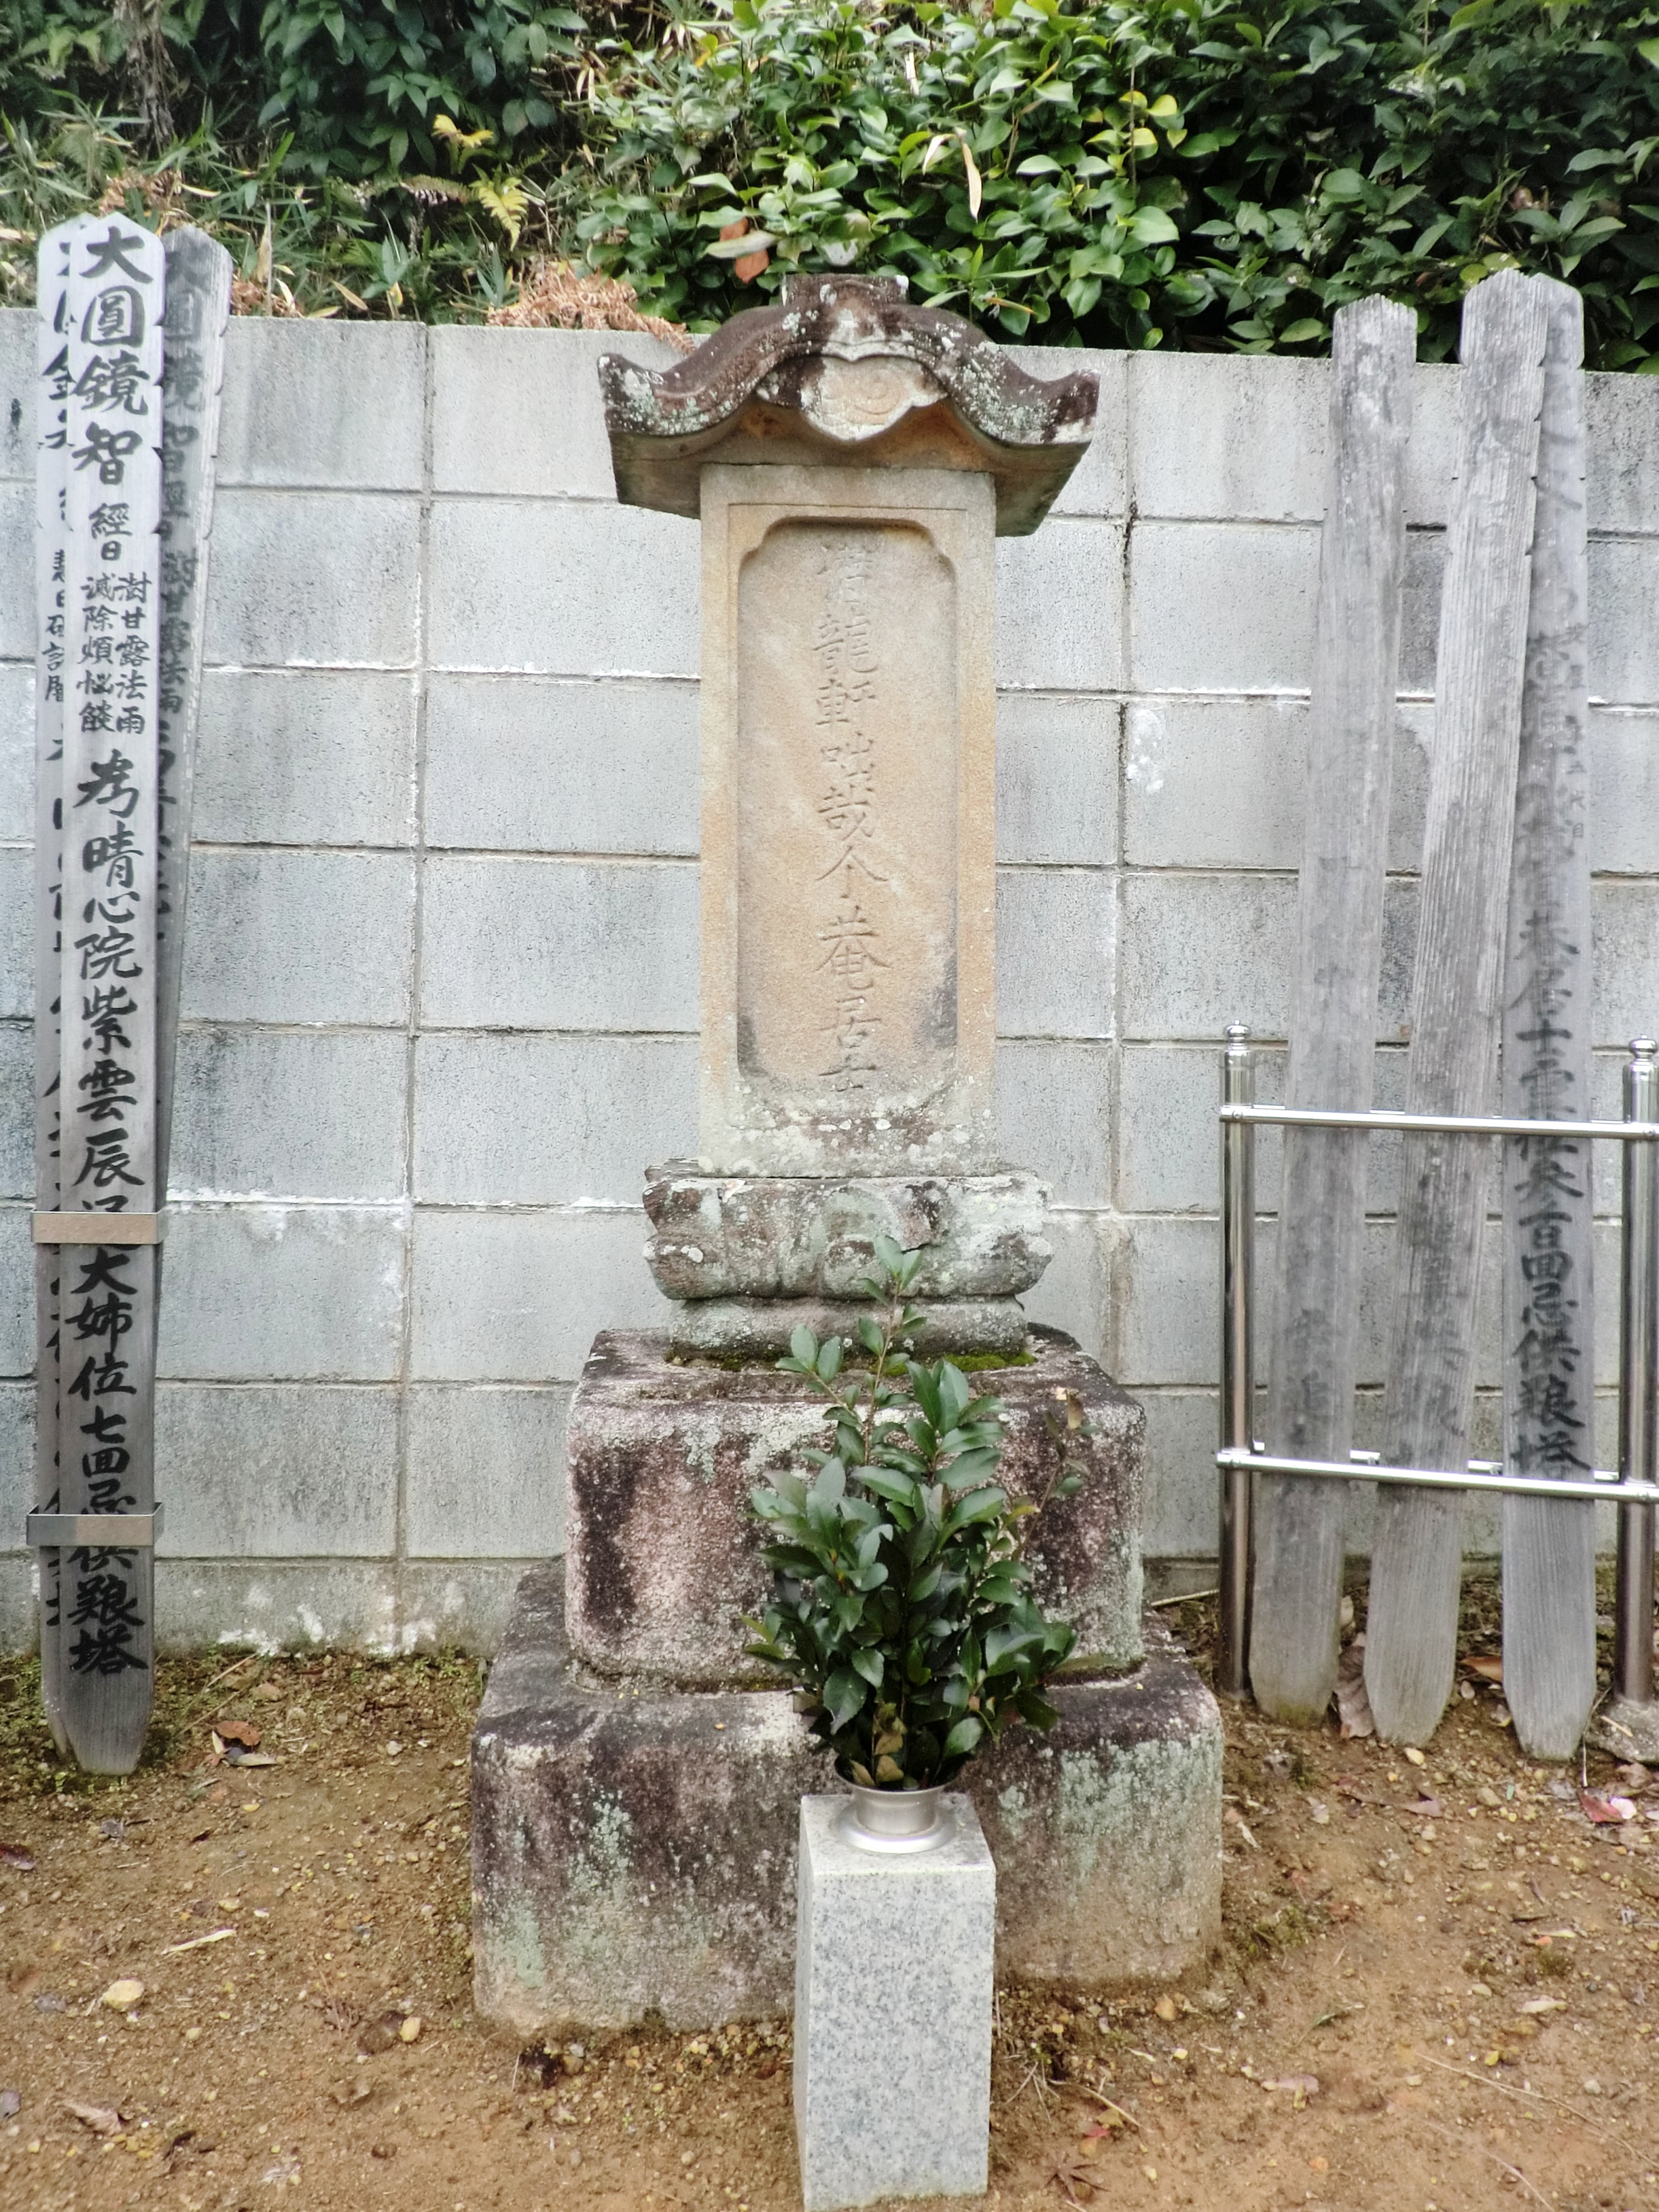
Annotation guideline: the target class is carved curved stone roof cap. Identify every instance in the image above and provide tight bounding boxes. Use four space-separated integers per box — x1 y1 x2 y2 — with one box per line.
600 274 1097 536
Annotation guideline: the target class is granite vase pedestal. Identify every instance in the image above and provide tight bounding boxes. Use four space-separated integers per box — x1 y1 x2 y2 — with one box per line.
469 276 1224 2033
793 1795 994 2211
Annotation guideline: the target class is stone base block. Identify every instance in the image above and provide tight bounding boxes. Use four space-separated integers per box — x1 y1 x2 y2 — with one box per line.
644 1164 1051 1301
1590 1695 1659 1763
471 1571 1222 2034
795 1795 993 2211
566 1325 1145 1685
666 1294 1028 1360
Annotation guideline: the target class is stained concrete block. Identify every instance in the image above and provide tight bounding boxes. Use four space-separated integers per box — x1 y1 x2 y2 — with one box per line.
150 1556 537 1656
0 1554 33 1654
563 1326 1143 1687
406 1383 570 1559
180 851 414 1026
410 1207 671 1383
171 1028 408 1200
205 490 421 668
995 1041 1112 1208
1122 696 1433 874
1137 1387 1220 1560
1114 1042 1284 1217
1402 364 1460 529
0 1023 31 1200
997 867 1115 1039
0 660 32 841
1017 1207 1112 1365
156 1205 406 1381
994 518 1124 692
995 691 1117 866
1593 880 1659 1048
218 320 426 490
0 1379 31 1576
156 1383 397 1555
1130 521 1317 695
0 848 29 1021
794 1794 993 2212
193 668 418 846
1110 1213 1221 1389
0 480 29 658
1131 353 1327 523
425 674 699 855
414 1034 697 1207
0 1206 30 1375
429 498 699 677
153 1558 400 1654
642 1167 1050 1300
1590 536 1659 706
0 308 30 479
470 1573 1221 2032
1119 871 1296 1043
431 326 681 498
1586 370 1659 534
1007 346 1128 518
1399 527 1446 696
419 856 698 1032
1592 710 1659 873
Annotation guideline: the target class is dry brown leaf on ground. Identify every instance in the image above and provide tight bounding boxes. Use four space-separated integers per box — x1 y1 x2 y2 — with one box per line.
215 1719 261 1749
1581 1792 1637 1824
65 2099 126 2135
486 259 695 352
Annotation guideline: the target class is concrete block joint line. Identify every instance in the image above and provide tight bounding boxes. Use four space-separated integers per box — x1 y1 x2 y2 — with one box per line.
1 309 1658 1650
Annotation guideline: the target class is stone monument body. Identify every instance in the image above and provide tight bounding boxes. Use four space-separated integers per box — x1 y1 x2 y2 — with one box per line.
471 279 1223 2031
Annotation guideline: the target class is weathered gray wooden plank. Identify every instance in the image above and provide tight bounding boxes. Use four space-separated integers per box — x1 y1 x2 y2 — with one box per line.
33 215 99 1752
1500 280 1596 1762
155 230 231 1196
1249 296 1415 1725
56 216 166 1776
1364 270 1550 1747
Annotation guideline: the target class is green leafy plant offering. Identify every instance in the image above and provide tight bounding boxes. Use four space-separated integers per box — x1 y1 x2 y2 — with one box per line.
744 1238 1080 1791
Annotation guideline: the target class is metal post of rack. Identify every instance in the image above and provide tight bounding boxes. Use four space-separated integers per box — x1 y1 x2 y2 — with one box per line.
1218 1025 1255 1699
1616 1039 1659 1711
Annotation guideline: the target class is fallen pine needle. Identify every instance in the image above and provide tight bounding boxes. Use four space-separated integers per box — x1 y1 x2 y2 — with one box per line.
1421 2113 1550 2207
1067 2084 1142 2133
165 1928 236 1953
1417 2055 1638 2155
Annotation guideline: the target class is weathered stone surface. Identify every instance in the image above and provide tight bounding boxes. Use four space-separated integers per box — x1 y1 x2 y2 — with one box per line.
643 1164 1050 1300
978 1611 1224 1990
1590 1694 1659 1762
471 1574 1220 2033
794 1794 993 2211
665 1295 1030 1362
698 464 998 1179
564 1325 1144 1686
600 274 1098 536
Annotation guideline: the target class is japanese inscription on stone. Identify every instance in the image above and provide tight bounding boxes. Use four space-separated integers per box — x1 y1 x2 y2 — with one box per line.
738 519 957 1111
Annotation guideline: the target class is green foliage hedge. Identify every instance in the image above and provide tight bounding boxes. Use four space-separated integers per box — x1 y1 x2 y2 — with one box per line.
6 0 1659 365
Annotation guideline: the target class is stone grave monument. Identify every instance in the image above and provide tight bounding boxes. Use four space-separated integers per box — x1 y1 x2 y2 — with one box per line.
471 277 1222 2033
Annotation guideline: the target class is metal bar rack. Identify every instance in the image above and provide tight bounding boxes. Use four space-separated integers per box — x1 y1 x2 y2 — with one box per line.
1217 1025 1659 1714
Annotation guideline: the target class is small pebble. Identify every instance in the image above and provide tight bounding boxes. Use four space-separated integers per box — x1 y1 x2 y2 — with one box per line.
101 1980 144 2013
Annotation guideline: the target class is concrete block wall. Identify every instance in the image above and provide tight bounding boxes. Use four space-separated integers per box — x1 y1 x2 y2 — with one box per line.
2 311 1658 1649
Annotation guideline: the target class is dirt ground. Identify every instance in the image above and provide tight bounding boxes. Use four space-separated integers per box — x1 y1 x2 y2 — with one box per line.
1 1580 1657 2212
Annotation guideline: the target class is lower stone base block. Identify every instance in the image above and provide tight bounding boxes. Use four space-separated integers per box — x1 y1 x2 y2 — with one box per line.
471 1570 1223 2033
1590 1694 1659 1763
795 1794 993 2211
